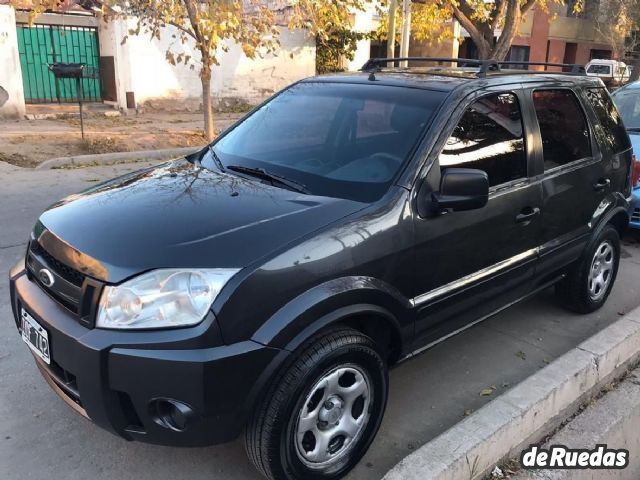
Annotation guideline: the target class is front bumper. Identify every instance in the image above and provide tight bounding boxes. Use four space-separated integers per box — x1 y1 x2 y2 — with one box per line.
9 263 287 447
630 188 640 229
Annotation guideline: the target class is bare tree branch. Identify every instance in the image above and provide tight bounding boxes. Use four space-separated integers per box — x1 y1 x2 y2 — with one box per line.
450 1 490 58
491 0 506 32
493 0 521 60
168 21 196 40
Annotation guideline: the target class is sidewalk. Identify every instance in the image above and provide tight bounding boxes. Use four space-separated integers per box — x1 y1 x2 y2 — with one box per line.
384 303 640 480
0 111 244 168
513 365 640 480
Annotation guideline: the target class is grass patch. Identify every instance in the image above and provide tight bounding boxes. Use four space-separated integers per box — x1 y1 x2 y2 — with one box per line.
79 137 128 155
0 152 39 168
219 102 253 114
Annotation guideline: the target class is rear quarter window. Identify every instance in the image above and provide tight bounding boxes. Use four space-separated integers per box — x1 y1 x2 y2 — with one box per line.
585 87 631 153
532 89 592 170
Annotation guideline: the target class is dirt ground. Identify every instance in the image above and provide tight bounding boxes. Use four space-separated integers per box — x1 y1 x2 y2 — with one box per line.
0 111 245 168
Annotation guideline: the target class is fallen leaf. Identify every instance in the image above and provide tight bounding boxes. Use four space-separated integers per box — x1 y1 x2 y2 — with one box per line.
516 350 527 360
480 387 495 396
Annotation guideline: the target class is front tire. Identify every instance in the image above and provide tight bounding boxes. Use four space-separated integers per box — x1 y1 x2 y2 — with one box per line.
556 225 620 313
245 327 388 480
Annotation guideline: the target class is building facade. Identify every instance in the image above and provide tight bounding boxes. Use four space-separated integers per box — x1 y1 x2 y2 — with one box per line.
358 2 616 70
0 4 315 118
457 4 615 69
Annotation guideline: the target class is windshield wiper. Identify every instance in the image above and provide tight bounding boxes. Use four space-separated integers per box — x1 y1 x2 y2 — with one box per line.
627 127 640 133
226 165 310 194
207 145 226 172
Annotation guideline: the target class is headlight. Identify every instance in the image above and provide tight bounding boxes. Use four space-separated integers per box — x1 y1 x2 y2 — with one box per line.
96 269 239 330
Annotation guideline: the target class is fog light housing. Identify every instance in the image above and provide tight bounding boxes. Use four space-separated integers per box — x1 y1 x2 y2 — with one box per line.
148 398 194 432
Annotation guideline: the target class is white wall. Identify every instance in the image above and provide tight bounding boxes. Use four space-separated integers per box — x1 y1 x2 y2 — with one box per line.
0 5 26 118
347 2 381 72
100 19 316 110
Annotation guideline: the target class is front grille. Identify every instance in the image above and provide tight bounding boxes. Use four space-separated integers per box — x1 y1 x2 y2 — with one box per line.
26 241 102 327
632 208 640 222
29 242 84 287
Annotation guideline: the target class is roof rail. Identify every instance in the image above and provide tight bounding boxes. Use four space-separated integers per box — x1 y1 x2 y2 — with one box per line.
497 61 586 75
360 57 586 77
361 57 500 78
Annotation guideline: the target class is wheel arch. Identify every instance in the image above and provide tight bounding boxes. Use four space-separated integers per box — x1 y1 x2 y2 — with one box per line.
591 193 630 239
251 276 412 364
606 208 630 236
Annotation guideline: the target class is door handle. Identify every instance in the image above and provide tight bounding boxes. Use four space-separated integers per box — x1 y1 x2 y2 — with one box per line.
515 207 541 224
593 178 611 192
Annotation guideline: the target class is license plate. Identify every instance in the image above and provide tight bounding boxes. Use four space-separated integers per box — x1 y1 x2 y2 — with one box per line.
21 309 50 365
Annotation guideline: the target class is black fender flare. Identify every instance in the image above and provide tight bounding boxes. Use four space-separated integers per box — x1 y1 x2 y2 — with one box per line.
590 193 630 239
239 276 411 423
251 276 412 354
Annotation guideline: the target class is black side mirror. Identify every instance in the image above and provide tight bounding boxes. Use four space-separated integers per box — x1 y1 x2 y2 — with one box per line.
432 168 489 212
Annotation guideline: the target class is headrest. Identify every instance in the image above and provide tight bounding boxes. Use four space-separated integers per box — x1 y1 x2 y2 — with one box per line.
390 104 425 133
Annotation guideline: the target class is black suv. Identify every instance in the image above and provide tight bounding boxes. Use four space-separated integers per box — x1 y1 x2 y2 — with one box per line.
9 58 634 480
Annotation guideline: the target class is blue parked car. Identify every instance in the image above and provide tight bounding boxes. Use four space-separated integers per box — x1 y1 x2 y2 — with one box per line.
612 83 640 229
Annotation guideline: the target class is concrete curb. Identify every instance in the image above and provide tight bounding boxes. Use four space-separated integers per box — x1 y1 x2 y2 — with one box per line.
513 366 640 479
383 306 640 480
35 146 202 170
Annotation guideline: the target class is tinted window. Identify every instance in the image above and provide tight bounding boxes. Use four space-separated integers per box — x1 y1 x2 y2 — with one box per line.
587 64 611 74
209 83 445 202
532 90 591 170
439 93 526 187
586 87 631 153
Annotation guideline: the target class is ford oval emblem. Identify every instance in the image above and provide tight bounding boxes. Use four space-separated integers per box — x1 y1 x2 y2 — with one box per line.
38 268 55 288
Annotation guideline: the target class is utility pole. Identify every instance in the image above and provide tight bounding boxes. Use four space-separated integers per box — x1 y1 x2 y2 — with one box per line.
399 0 411 67
387 0 397 60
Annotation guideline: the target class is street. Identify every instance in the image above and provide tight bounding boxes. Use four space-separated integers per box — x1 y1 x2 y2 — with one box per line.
1 160 639 480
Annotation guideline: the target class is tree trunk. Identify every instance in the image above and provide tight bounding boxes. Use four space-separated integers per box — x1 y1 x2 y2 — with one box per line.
387 0 397 59
201 75 214 142
400 0 411 67
492 0 521 61
629 55 640 82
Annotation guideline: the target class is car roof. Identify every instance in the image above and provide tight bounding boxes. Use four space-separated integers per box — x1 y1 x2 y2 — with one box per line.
588 59 623 64
302 69 604 93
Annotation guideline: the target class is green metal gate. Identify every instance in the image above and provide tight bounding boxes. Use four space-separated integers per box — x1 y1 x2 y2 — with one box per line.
17 24 102 104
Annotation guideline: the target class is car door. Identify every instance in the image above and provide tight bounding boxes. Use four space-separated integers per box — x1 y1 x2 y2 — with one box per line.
523 86 609 280
410 87 543 347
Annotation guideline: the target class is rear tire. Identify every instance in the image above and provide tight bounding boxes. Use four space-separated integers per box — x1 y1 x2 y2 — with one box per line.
556 225 620 313
245 327 388 480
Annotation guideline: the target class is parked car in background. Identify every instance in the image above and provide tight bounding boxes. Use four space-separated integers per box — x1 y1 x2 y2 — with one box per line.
612 82 640 229
586 59 631 88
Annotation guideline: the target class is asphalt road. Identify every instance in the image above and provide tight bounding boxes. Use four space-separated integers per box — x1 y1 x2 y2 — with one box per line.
1 160 639 480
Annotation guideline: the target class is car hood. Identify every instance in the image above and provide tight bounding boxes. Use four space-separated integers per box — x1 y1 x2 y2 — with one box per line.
628 131 640 157
34 160 365 283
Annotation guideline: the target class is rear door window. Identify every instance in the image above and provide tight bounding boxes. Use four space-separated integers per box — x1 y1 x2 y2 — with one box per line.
439 92 527 187
532 89 592 171
585 87 631 153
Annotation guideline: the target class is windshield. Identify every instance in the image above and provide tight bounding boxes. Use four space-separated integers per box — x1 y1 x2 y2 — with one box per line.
612 88 640 129
205 82 445 202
